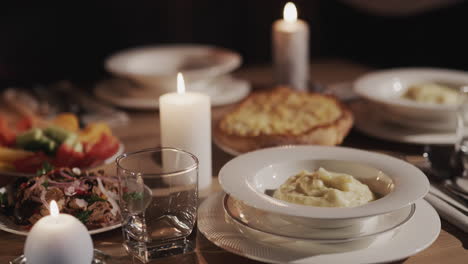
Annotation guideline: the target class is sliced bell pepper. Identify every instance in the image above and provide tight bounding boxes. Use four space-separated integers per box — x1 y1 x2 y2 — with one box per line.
13 152 50 173
52 141 85 168
0 114 16 147
16 116 34 133
79 123 112 145
0 146 34 163
79 134 119 168
51 113 79 132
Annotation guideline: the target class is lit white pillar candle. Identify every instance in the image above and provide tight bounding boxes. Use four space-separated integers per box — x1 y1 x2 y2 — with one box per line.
159 73 212 190
24 200 94 264
272 2 309 91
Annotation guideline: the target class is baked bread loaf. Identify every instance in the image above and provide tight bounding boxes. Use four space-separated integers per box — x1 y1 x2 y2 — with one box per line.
215 86 354 153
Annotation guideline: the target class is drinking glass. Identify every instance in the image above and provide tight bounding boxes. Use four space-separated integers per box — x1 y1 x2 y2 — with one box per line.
116 148 198 262
455 86 468 176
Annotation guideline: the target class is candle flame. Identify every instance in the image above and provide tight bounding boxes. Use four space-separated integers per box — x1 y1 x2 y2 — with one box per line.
50 200 59 217
177 72 186 94
283 2 297 22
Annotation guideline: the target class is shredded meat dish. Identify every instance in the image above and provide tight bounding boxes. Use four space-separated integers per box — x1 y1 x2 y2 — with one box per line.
0 167 120 230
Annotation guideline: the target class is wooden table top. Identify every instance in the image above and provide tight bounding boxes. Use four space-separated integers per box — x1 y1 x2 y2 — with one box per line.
0 59 467 264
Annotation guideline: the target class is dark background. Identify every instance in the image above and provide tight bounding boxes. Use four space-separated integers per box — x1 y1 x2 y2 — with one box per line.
1 0 468 86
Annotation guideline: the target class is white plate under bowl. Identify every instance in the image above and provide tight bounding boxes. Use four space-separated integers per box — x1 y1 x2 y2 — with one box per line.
377 104 456 131
219 146 429 221
105 44 241 92
224 202 410 254
94 76 250 109
351 100 464 145
0 213 121 236
354 68 468 121
198 192 440 264
223 194 415 240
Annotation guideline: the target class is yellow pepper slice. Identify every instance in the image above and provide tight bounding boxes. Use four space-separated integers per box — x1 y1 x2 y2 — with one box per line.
51 113 79 132
79 123 112 145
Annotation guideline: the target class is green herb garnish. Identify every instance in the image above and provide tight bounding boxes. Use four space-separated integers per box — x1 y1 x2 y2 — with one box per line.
41 180 49 189
76 210 92 224
86 195 106 205
123 191 143 202
36 162 55 176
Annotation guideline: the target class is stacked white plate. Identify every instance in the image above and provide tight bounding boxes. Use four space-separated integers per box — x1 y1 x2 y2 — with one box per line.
198 146 441 263
353 68 468 145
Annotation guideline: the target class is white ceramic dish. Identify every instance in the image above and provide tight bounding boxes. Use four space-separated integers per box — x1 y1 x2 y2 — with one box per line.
198 192 441 264
105 44 242 92
223 194 415 240
354 68 468 125
224 203 409 254
94 76 250 109
219 146 429 221
377 104 456 131
351 101 464 145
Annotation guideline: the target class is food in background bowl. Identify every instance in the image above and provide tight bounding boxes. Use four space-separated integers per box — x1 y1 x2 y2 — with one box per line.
215 87 353 153
402 83 460 105
273 168 375 208
0 166 120 230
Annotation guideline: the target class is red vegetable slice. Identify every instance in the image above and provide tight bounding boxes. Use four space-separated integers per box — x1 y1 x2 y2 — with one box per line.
13 152 50 173
0 114 16 147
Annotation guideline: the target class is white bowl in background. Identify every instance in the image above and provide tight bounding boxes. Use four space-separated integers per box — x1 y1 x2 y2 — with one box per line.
354 68 468 126
105 44 242 94
218 146 429 226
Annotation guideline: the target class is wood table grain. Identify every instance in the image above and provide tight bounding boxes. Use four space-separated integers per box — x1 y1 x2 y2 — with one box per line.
0 60 466 263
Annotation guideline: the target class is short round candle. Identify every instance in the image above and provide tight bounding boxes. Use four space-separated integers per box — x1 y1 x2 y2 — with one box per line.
24 200 94 264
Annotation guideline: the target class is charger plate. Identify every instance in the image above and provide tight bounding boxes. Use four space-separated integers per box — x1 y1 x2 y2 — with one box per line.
198 192 440 264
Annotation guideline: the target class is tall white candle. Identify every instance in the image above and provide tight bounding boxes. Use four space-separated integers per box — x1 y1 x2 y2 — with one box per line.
24 200 94 264
159 73 212 190
272 2 309 91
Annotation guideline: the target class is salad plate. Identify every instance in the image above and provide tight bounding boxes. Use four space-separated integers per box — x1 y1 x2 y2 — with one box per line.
0 143 124 178
198 192 441 264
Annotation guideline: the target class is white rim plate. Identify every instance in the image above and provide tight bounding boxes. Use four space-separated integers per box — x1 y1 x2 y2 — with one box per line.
0 213 121 236
94 76 251 110
351 101 462 145
198 192 441 264
0 143 124 178
219 145 429 219
223 194 416 241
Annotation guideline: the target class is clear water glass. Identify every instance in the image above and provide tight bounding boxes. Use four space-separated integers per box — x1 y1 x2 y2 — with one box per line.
455 87 468 176
116 148 198 262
